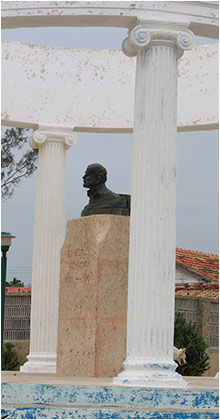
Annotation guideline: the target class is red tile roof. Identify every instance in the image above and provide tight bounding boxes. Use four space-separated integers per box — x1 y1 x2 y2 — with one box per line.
6 287 31 294
175 282 219 299
176 248 219 299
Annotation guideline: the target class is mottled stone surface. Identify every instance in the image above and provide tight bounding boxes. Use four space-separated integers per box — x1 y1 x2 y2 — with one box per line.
57 215 129 377
2 41 218 132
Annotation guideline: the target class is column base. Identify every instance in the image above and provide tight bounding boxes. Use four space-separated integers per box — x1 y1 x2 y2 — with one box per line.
113 358 188 388
20 353 56 373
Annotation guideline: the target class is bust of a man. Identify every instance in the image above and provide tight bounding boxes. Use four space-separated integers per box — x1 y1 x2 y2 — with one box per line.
81 163 130 217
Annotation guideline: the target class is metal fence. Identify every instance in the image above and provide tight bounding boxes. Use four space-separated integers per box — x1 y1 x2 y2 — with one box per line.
210 302 219 348
175 297 219 349
175 297 198 326
4 293 219 348
4 294 31 340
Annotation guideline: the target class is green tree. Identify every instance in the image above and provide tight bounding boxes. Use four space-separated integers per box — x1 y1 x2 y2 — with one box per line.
1 127 38 200
2 342 20 371
5 277 24 287
174 312 210 376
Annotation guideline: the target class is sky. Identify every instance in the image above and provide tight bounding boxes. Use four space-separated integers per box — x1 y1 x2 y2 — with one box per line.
1 25 219 285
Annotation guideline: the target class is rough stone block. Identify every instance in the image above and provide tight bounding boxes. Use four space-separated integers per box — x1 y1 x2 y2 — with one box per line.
57 215 129 377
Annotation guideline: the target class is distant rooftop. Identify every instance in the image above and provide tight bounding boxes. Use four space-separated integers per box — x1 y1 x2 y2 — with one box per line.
176 248 219 299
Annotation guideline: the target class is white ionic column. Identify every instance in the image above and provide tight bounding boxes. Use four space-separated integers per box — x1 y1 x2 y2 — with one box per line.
114 22 195 387
21 126 77 373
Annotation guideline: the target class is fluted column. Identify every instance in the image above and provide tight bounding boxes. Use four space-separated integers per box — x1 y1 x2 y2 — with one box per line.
114 22 195 387
21 126 77 373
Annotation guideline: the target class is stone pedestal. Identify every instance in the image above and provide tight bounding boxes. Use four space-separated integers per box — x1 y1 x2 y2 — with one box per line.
57 215 129 377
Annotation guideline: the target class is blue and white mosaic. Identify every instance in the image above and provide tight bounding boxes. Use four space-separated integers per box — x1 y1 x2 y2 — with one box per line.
1 382 219 419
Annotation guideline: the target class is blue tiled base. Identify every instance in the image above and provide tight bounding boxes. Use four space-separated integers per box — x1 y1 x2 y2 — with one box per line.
1 406 219 419
1 382 219 419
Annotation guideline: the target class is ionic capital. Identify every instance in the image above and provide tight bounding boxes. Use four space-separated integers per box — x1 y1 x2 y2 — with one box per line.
29 126 78 150
122 21 195 57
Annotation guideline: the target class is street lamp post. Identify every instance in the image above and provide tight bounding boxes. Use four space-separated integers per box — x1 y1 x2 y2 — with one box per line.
1 232 15 355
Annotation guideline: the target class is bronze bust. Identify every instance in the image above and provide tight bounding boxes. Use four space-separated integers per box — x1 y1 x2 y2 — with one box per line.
81 163 130 217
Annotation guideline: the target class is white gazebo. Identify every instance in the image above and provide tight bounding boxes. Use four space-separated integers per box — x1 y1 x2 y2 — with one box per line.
1 1 218 388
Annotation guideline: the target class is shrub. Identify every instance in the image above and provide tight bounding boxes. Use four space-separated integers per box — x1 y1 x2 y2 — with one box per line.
2 342 20 371
174 312 210 376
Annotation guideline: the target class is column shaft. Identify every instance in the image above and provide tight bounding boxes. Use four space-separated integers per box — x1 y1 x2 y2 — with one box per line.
114 23 195 387
21 127 77 372
127 45 177 361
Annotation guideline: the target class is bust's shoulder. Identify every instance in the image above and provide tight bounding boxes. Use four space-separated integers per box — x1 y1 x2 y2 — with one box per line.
103 186 119 197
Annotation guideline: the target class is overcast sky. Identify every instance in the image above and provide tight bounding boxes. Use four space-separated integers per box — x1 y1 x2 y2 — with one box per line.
2 26 219 285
